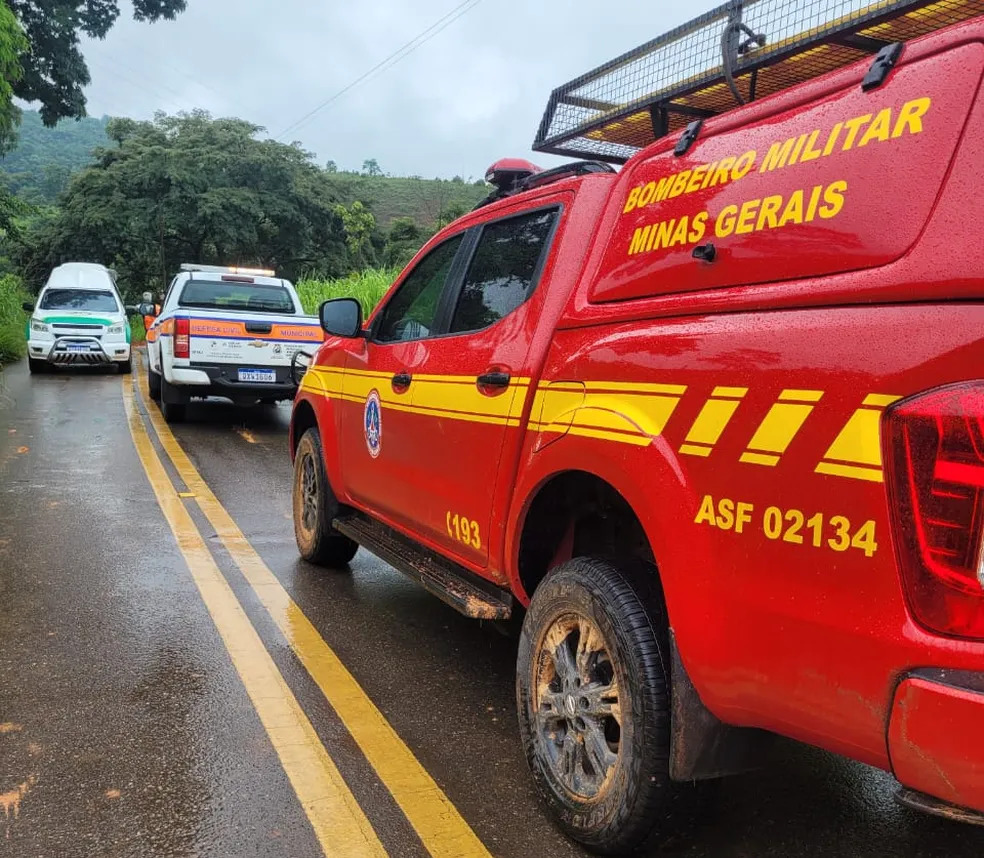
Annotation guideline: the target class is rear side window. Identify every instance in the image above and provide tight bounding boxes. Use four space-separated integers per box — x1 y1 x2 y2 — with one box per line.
450 209 557 334
39 289 119 312
178 280 296 314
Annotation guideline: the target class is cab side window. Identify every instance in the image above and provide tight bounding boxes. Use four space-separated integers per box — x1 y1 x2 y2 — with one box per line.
375 235 463 343
449 208 557 335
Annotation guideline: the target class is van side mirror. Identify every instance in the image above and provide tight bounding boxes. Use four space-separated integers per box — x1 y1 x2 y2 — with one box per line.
21 302 34 312
319 298 363 338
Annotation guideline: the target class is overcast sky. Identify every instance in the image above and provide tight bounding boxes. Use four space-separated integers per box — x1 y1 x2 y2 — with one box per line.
74 0 694 179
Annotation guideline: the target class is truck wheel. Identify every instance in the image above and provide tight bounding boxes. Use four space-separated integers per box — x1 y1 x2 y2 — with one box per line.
293 428 358 568
28 358 50 374
148 367 162 401
117 356 132 375
517 557 680 855
160 378 187 424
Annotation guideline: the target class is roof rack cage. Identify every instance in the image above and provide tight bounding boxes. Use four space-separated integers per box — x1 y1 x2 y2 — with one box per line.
533 0 984 164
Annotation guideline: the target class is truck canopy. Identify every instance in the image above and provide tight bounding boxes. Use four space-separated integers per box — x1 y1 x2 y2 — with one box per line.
533 0 984 163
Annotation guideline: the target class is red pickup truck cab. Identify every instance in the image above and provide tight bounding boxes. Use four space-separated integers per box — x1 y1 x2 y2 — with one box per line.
290 3 984 852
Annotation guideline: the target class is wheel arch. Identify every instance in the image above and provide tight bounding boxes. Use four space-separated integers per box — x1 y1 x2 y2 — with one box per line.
289 397 318 461
508 438 773 781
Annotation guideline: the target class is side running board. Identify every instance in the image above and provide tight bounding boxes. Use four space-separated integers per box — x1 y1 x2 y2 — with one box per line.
332 513 513 621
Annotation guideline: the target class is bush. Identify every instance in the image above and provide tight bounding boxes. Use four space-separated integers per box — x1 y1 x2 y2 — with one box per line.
0 273 29 364
296 268 399 317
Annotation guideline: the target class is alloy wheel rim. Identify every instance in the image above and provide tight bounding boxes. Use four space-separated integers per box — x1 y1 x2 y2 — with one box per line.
533 612 622 800
299 452 318 534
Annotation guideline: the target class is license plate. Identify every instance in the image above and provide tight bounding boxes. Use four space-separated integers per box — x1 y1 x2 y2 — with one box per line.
66 345 89 353
238 368 277 383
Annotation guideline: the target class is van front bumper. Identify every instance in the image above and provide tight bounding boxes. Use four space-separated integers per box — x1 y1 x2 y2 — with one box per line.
888 670 984 819
28 337 130 364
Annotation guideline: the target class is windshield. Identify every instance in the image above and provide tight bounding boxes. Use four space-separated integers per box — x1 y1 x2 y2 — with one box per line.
178 280 296 314
39 288 120 312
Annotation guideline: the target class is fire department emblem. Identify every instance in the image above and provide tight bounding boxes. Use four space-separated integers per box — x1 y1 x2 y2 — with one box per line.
364 390 382 458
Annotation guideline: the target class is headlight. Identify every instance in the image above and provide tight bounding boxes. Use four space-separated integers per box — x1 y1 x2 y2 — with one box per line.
30 320 49 334
108 323 125 335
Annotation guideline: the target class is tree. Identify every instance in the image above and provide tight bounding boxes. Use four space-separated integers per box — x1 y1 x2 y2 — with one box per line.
334 200 376 268
13 111 351 295
325 159 338 173
362 158 382 177
0 3 27 153
435 202 467 230
383 216 423 268
7 1 188 130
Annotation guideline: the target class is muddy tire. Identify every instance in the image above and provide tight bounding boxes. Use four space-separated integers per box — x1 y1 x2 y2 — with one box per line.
160 378 186 424
28 358 50 374
293 427 358 568
117 357 132 375
148 367 162 401
517 557 680 854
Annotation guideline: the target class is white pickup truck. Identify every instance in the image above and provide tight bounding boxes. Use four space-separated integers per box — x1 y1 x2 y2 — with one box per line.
143 264 323 423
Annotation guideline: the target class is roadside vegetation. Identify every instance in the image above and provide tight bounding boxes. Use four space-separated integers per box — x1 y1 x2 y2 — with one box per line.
297 268 398 317
0 273 28 364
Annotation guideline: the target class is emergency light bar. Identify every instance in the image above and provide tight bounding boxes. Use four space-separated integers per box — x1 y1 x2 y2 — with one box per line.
533 0 984 163
180 263 277 277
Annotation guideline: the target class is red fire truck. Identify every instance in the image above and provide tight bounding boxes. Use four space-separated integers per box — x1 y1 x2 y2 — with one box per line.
290 0 984 851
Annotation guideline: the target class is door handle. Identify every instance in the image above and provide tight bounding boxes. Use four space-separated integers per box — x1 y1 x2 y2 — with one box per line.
477 371 510 389
392 372 412 390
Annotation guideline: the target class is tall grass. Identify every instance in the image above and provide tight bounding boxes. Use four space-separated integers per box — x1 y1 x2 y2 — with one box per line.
0 274 29 365
296 268 399 317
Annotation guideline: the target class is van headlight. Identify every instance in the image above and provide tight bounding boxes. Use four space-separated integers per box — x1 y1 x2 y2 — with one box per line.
30 320 49 334
108 323 126 336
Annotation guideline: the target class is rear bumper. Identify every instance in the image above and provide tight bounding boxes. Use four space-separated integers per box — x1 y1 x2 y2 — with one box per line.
168 362 297 401
888 671 984 815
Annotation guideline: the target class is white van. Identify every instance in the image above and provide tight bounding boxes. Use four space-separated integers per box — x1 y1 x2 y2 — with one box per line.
24 263 133 374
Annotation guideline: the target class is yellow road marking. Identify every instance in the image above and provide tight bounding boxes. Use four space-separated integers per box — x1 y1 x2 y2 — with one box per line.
121 380 386 858
133 367 493 858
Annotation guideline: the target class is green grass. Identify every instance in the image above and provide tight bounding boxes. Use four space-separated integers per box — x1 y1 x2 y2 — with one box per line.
0 274 29 365
296 268 399 317
129 316 146 345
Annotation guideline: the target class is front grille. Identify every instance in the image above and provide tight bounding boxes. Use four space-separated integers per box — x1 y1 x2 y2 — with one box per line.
51 352 109 364
52 323 104 331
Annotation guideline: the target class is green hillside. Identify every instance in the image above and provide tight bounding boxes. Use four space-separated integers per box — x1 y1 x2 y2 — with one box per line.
0 110 110 203
0 110 488 227
315 173 487 230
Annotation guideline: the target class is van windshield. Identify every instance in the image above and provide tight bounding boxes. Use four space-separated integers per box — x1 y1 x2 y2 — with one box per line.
177 280 296 314
39 289 120 312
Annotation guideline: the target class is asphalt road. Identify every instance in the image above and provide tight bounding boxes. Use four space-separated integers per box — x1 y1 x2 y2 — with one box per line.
0 353 982 857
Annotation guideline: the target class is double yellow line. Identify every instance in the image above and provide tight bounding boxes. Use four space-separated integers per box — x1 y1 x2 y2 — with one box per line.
123 360 492 858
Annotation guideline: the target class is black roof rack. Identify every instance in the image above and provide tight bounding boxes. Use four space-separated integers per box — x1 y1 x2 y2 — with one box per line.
533 0 984 164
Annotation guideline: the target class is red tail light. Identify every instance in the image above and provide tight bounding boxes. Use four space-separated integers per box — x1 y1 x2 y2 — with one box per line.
885 383 984 640
174 316 190 359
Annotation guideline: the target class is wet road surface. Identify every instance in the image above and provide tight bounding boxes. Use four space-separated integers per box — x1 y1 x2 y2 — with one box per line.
1 353 982 857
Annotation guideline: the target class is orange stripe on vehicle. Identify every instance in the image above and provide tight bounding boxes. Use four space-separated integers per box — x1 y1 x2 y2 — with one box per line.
187 319 323 342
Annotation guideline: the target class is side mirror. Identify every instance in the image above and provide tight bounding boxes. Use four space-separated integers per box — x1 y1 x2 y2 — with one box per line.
319 298 363 338
137 302 157 316
21 302 34 312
